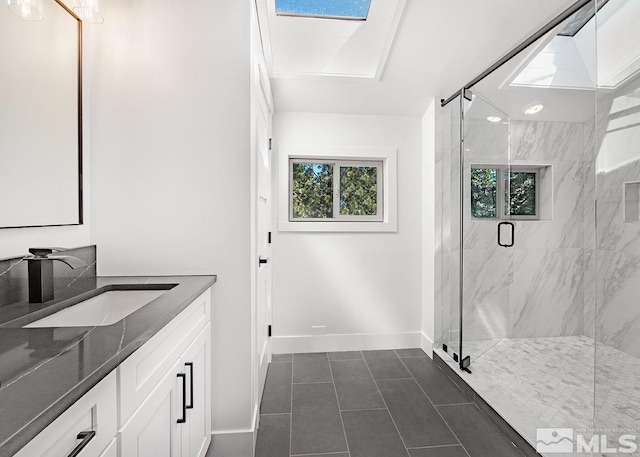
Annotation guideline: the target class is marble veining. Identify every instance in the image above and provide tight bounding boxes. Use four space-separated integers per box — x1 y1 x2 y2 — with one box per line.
594 86 640 356
437 336 640 457
0 273 216 457
437 88 640 457
461 119 591 340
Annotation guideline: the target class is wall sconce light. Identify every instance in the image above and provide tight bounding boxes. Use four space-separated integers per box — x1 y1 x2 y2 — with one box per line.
7 0 44 21
73 0 103 23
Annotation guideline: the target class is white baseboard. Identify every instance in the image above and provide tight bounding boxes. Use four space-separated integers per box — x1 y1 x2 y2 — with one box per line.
211 428 254 435
420 332 434 358
271 332 422 354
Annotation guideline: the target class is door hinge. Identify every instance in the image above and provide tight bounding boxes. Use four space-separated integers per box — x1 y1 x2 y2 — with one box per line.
461 355 472 374
268 232 272 244
268 325 272 337
268 138 272 150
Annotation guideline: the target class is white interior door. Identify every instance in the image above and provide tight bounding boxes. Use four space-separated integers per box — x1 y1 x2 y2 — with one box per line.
255 65 273 410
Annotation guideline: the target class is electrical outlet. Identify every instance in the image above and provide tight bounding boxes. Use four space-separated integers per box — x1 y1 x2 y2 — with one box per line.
311 325 326 336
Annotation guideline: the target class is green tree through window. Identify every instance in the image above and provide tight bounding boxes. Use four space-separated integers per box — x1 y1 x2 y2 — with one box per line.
505 171 536 216
471 168 497 218
290 159 382 221
291 163 333 218
471 167 538 219
340 166 378 216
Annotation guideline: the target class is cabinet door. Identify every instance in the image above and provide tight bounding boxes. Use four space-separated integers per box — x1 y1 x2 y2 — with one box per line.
98 439 117 457
120 359 184 457
180 324 211 457
119 290 210 424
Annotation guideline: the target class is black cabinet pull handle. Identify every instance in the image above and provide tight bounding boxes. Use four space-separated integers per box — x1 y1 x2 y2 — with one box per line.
185 362 194 409
67 430 95 457
259 257 269 265
177 373 187 423
497 221 515 248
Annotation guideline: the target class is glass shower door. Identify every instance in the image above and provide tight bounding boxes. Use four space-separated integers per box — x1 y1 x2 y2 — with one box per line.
460 90 511 368
437 94 463 362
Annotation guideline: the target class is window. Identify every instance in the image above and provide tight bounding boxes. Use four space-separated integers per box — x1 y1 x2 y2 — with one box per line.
471 168 498 218
275 0 372 20
624 181 640 222
557 0 609 37
290 159 383 221
471 166 540 220
278 146 397 232
505 170 537 217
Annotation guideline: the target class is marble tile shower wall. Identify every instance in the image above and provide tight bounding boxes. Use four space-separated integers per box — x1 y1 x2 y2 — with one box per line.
0 246 97 308
462 119 593 341
582 118 598 343
593 85 640 359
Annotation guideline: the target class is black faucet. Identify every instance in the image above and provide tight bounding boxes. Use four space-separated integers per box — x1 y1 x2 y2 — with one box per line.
27 248 88 303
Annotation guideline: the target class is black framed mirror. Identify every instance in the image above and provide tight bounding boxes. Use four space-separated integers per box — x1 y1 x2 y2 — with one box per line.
0 0 82 229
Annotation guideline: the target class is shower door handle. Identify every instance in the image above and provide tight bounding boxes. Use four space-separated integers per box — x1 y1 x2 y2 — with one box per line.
497 222 514 248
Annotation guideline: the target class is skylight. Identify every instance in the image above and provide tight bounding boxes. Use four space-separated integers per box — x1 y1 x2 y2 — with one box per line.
275 0 372 20
510 36 595 90
557 0 609 37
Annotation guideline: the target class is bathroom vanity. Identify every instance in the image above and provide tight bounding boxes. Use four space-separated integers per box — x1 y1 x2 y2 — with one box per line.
0 274 216 457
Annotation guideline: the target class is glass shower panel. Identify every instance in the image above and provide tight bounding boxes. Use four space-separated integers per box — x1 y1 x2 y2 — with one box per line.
436 94 463 361
461 91 511 366
451 0 598 450
595 0 640 450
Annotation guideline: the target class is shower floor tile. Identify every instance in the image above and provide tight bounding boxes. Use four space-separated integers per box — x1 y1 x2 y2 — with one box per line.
436 336 640 457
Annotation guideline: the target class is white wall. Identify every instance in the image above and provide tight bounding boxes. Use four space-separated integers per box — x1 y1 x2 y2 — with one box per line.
0 225 90 260
89 0 253 434
271 112 423 352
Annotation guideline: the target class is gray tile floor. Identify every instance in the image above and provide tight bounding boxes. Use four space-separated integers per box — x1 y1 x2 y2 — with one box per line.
255 349 526 457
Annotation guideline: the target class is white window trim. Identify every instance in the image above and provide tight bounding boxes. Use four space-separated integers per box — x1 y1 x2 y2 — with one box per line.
279 146 397 232
289 158 384 222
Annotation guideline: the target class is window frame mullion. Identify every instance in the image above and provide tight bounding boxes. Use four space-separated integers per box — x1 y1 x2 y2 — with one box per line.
333 162 340 219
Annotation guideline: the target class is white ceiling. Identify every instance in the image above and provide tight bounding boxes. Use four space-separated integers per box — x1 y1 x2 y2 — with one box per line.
259 0 578 117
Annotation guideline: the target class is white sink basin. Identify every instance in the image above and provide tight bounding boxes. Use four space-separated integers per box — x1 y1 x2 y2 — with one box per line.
24 290 168 328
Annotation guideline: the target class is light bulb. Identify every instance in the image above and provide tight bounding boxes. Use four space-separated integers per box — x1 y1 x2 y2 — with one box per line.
524 104 544 115
73 0 103 23
7 0 44 21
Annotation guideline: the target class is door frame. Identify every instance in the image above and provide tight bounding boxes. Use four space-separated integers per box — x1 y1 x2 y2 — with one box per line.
250 57 274 439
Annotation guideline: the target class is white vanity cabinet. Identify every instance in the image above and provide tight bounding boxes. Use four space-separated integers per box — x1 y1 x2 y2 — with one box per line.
14 371 118 457
14 287 212 457
179 325 211 457
118 289 212 457
119 325 211 457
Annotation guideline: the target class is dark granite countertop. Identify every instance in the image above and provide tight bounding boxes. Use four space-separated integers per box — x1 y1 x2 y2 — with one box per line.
0 274 216 456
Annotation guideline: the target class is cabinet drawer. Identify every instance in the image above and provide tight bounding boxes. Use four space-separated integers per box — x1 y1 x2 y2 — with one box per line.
14 371 117 457
119 289 210 424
